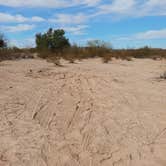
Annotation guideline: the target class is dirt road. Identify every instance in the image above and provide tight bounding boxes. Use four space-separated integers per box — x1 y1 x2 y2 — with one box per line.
0 58 166 166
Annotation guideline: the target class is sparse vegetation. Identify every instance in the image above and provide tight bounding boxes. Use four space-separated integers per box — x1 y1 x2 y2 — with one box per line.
0 29 166 64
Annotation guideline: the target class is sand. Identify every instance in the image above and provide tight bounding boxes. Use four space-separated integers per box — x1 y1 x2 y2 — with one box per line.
0 58 166 166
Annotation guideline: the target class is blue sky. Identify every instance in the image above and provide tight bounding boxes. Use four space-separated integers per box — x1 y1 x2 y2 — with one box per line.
0 0 166 48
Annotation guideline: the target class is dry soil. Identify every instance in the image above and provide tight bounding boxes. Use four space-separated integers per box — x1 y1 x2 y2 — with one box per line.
0 58 166 166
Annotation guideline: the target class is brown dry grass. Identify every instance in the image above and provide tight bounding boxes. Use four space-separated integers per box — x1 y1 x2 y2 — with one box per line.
1 46 166 64
37 46 166 64
0 48 34 61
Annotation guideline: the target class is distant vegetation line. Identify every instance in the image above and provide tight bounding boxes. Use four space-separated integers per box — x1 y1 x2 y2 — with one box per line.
0 29 166 63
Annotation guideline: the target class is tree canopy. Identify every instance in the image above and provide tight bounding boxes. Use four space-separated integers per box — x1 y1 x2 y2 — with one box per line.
36 28 70 51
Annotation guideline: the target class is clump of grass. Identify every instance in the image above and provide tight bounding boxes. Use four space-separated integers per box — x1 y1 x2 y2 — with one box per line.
102 53 112 63
66 54 75 63
37 50 62 66
160 71 166 79
47 56 62 66
125 56 132 61
63 47 77 63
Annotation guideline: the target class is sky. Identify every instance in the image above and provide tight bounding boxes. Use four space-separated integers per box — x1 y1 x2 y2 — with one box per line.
0 0 166 48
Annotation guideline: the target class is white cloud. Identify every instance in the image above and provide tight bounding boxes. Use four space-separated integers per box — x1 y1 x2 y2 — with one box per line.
0 0 68 8
0 12 45 23
49 13 88 25
0 0 100 8
61 25 89 35
96 0 166 17
139 0 166 16
0 13 27 22
80 0 101 6
31 16 45 22
0 0 165 21
0 24 35 32
98 0 136 15
135 29 166 40
115 29 166 41
49 13 90 35
0 12 89 35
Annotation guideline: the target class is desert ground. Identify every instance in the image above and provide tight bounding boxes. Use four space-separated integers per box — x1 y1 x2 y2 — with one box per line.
0 58 166 166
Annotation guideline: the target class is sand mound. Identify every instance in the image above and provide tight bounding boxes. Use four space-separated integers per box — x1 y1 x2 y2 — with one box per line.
0 58 166 166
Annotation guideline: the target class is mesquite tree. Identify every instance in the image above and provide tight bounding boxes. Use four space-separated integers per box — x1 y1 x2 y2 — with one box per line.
36 28 70 52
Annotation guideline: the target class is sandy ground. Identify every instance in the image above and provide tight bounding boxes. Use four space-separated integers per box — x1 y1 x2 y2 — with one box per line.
0 58 166 166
